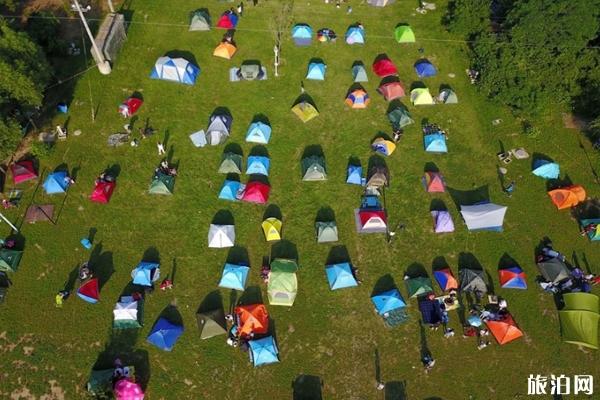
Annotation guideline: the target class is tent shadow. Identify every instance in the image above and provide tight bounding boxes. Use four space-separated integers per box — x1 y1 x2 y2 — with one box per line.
252 113 270 125
272 240 298 261
546 175 573 191
531 152 555 168
301 144 324 159
316 206 335 223
223 142 243 156
347 155 361 168
405 262 427 278
447 185 490 210
238 285 263 305
371 131 393 142
105 164 121 179
164 49 198 66
371 273 397 296
379 75 401 86
242 59 261 67
385 381 408 400
292 93 318 111
89 243 114 290
346 82 366 96
248 174 270 185
326 245 350 265
424 162 439 173
431 256 449 272
249 145 269 157
571 198 600 220
263 204 282 220
5 232 26 250
54 162 69 173
439 83 453 92
498 253 518 270
373 53 391 64
351 60 364 68
410 81 427 91
198 290 224 313
142 246 160 264
212 209 234 225
292 375 323 400
308 57 325 65
367 154 387 170
225 173 240 182
158 304 184 327
226 246 249 265
458 252 483 271
386 99 407 114
211 106 232 118
429 199 447 211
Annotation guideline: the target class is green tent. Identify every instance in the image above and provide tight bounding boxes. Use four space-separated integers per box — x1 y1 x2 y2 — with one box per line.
0 249 22 272
268 258 298 306
189 10 210 31
86 369 114 396
387 105 414 129
559 292 599 350
394 25 415 43
316 221 338 243
302 156 327 181
218 153 243 174
149 172 175 195
196 308 227 339
405 276 433 298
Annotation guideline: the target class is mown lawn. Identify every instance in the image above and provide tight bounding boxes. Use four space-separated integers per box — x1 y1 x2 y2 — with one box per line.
1 1 599 399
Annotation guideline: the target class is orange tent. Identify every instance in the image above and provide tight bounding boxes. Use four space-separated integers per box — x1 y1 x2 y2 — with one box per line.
486 315 523 345
422 172 445 193
548 185 586 210
377 81 405 101
234 304 269 338
213 42 237 59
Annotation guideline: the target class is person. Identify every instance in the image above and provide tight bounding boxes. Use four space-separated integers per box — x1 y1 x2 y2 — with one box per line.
347 5 352 13
260 264 270 283
237 2 243 16
440 302 454 338
503 180 515 197
159 279 173 291
55 290 69 307
540 243 566 262
79 262 91 281
421 352 435 373
157 141 165 155
160 160 169 171
64 175 75 186
392 129 403 142
581 223 597 236
498 298 508 311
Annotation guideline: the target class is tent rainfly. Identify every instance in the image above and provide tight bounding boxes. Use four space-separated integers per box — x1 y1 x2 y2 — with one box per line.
208 224 235 248
316 221 338 243
197 308 227 339
268 258 299 306
460 203 507 232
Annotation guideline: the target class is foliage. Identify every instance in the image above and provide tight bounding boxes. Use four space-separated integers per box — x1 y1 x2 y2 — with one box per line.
29 140 55 158
0 0 15 11
0 118 21 160
444 0 490 39
26 12 67 56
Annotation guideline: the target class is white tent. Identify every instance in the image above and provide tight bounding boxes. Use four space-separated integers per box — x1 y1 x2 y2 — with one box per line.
206 119 230 145
367 0 395 6
150 57 199 85
460 203 507 232
189 130 207 147
208 224 235 248
113 296 141 329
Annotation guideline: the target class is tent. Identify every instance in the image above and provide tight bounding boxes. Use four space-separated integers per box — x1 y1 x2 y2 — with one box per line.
422 172 445 192
234 304 269 338
90 181 116 203
405 276 434 298
218 153 243 174
317 28 337 42
326 262 358 290
316 221 338 243
345 88 370 108
0 249 22 272
459 268 487 294
149 172 174 195
249 336 279 366
434 268 458 291
118 96 143 117
499 266 527 289
268 258 298 306
346 165 362 185
208 224 235 248
306 62 326 80
368 0 395 6
25 204 54 223
548 185 586 210
77 278 100 304
11 161 37 184
355 210 387 233
147 317 184 351
414 60 437 78
580 218 600 241
345 26 365 44
189 9 210 31
131 262 160 287
373 58 397 77
371 289 406 315
113 296 142 329
532 159 560 179
206 113 233 145
361 195 382 210
246 121 272 144
558 292 599 349
292 24 312 46
302 156 327 181
366 166 389 187
150 57 199 85
246 156 270 176
537 258 570 284
291 97 319 123
394 25 415 43
241 181 270 204
387 105 414 129
213 42 237 59
216 11 238 29
189 130 207 147
262 217 282 241
438 89 458 104
378 81 405 101
424 133 448 153
486 315 524 345
196 308 227 339
371 138 396 156
218 263 249 291
219 179 242 201
352 64 368 82
431 210 455 233
114 379 144 400
460 203 507 232
43 171 70 194
410 88 435 105
237 62 265 80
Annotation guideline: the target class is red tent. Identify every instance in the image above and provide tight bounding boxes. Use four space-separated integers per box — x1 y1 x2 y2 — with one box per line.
90 181 116 203
118 97 143 118
242 181 270 204
216 12 238 29
234 304 269 338
11 160 38 184
373 58 398 77
377 81 405 101
422 172 445 192
77 278 100 303
359 210 387 226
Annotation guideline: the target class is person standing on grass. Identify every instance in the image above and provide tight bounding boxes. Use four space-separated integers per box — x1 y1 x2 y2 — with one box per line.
237 2 244 16
503 180 515 197
157 141 165 155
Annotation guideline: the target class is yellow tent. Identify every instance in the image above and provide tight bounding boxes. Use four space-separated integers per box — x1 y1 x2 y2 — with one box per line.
261 217 282 241
410 88 435 105
213 42 237 59
291 101 319 123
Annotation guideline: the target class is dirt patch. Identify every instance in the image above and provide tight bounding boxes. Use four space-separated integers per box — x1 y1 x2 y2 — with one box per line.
22 346 34 356
10 387 34 400
562 113 590 130
39 380 65 400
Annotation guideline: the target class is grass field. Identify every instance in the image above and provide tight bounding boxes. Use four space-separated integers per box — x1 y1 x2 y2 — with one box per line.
1 1 600 399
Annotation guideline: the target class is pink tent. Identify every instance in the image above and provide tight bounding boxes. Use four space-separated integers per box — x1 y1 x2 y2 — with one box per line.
431 210 454 233
242 181 270 204
114 379 144 400
11 160 38 184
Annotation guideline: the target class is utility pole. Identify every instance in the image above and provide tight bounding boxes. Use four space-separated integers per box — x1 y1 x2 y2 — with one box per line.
273 44 279 77
0 212 18 233
73 0 111 75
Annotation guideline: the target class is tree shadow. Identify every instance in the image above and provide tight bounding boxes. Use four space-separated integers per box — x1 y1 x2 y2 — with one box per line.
164 50 198 66
198 290 224 314
326 245 350 265
429 199 447 212
89 243 114 290
168 258 177 285
263 204 282 220
272 240 298 260
226 246 249 265
212 209 234 225
424 162 439 173
385 381 408 400
371 274 397 296
581 252 594 274
292 374 323 400
301 144 324 159
447 185 490 210
238 285 263 305
224 142 243 156
249 145 269 157
405 262 427 278
458 252 483 271
252 113 270 125
142 246 160 264
316 206 335 223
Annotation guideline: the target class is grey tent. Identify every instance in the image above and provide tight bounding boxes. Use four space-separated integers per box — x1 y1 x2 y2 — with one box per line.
352 64 368 82
302 156 327 181
367 0 395 6
206 114 232 146
459 268 487 294
387 105 414 129
218 153 243 174
366 166 389 188
196 308 227 339
239 63 265 80
537 258 570 284
189 10 210 31
438 89 458 104
316 221 338 243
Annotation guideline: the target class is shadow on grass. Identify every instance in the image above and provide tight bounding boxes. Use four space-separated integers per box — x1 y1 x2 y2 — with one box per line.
316 206 335 223
212 209 234 225
447 185 489 210
385 381 408 400
227 246 249 265
371 274 397 296
198 290 223 313
238 285 262 305
272 240 298 261
89 243 114 290
292 374 323 400
263 204 282 220
405 262 427 278
326 245 350 265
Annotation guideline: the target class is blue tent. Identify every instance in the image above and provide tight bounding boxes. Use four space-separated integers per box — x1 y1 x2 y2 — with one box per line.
246 122 272 144
414 60 437 78
371 289 406 315
246 156 270 176
345 27 365 44
306 62 326 80
346 165 362 185
131 262 160 287
499 266 528 289
218 263 249 291
219 180 241 201
532 159 560 179
249 336 279 367
292 24 312 46
150 56 200 85
424 133 448 153
147 318 184 351
43 171 70 194
326 262 358 290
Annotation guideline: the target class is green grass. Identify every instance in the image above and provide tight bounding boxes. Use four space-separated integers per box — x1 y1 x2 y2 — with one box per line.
1 1 599 399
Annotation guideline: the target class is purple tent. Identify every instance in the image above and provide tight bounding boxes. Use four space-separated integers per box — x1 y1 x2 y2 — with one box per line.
431 210 454 233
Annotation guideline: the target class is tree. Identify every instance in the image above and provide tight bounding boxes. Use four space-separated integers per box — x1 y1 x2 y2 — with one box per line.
444 0 490 40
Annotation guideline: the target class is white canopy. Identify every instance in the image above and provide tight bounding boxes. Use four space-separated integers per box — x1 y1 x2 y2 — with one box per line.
460 203 507 231
208 224 235 248
113 296 138 321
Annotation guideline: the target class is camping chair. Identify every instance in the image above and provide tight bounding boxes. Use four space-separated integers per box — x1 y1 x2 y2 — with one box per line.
2 189 23 209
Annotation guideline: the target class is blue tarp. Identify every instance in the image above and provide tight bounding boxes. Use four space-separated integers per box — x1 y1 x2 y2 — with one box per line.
414 60 437 78
246 122 272 144
218 263 249 291
424 133 448 153
306 62 326 80
131 262 160 287
246 156 270 176
147 318 184 351
43 171 69 194
249 336 279 366
219 180 241 201
371 289 406 315
326 262 358 290
532 159 560 179
346 165 362 185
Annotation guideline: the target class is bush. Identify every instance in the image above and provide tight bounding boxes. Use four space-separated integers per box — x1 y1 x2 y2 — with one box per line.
30 140 55 158
0 118 21 161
